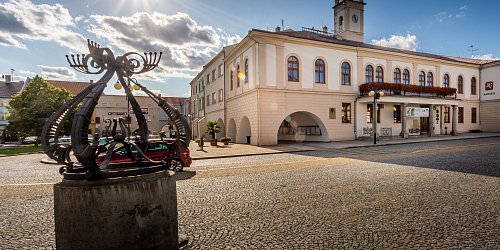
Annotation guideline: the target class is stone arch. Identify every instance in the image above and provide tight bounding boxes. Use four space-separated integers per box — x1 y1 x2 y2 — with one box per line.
228 118 236 142
276 111 329 143
217 118 225 140
238 116 251 144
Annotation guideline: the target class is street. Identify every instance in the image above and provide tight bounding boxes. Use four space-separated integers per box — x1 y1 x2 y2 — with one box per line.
1 137 500 249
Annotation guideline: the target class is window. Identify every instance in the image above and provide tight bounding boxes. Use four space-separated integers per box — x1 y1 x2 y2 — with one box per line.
458 107 464 123
230 68 234 90
443 74 449 88
207 74 210 84
218 89 223 101
207 95 210 106
95 117 100 123
394 105 401 123
427 72 433 86
102 102 108 107
212 69 216 81
1 100 7 106
394 68 401 84
287 56 299 81
212 92 216 104
471 77 477 95
115 102 122 107
376 66 384 82
147 115 152 122
444 107 450 123
419 71 425 86
367 104 380 123
342 103 351 123
339 16 344 32
341 62 350 85
245 59 249 83
403 69 410 84
102 115 109 121
315 59 325 83
146 103 152 108
237 65 240 87
218 64 223 76
458 76 463 94
365 65 373 82
471 107 477 123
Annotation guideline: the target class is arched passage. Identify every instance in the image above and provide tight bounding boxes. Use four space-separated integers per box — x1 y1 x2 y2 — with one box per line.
276 111 329 143
216 118 225 140
228 118 236 142
239 116 251 144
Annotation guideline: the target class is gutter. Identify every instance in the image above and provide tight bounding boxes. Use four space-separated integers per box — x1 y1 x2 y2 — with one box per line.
248 32 261 146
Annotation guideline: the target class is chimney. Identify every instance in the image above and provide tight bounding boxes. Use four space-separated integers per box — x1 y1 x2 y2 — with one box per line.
90 80 93 83
5 75 11 83
335 0 339 5
323 26 328 33
275 26 281 32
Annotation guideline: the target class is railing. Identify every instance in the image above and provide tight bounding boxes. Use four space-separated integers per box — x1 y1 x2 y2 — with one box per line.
302 27 332 36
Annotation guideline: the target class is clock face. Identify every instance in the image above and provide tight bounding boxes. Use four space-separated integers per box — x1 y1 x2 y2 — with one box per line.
352 14 358 23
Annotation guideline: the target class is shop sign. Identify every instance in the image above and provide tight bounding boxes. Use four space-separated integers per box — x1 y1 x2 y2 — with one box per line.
406 107 429 117
485 81 493 91
107 112 127 115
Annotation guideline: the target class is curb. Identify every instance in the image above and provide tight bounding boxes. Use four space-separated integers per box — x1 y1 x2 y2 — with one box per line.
0 151 44 158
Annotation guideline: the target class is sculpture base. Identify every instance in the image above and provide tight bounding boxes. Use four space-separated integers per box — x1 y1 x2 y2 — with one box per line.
54 170 178 250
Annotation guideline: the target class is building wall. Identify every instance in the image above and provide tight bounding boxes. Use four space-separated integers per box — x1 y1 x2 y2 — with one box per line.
226 91 258 144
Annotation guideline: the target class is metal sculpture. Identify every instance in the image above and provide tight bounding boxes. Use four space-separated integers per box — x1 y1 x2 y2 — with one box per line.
41 39 190 180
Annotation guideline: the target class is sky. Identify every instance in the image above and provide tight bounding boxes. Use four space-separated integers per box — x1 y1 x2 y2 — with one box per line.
1 0 499 97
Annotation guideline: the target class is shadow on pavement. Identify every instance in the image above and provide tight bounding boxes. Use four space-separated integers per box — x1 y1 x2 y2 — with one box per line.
175 171 196 181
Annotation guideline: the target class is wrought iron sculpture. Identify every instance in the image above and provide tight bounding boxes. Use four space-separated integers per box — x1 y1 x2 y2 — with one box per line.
41 39 190 180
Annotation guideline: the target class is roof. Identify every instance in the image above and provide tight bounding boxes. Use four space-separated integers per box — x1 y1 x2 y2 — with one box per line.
45 80 92 96
0 81 25 98
252 28 499 65
162 97 188 104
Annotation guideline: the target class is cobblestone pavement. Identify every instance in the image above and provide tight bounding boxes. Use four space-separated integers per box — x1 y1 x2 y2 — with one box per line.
1 138 500 249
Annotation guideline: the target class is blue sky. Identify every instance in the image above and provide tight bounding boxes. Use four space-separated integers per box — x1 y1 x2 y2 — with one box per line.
1 0 499 97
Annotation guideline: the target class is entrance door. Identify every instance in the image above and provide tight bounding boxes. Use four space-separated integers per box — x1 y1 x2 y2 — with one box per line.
420 117 429 134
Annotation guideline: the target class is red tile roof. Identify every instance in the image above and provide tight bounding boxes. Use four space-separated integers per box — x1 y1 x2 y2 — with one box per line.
45 80 92 96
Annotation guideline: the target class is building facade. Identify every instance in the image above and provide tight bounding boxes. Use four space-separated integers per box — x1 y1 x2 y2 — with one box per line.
0 76 27 140
190 0 500 145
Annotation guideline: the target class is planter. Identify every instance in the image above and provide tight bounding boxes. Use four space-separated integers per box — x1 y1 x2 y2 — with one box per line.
210 139 217 146
223 141 229 145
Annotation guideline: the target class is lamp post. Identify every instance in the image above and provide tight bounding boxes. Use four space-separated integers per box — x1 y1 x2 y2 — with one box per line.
369 90 384 144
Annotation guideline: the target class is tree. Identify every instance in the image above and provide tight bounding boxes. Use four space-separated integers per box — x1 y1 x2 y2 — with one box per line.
205 121 221 139
5 75 75 139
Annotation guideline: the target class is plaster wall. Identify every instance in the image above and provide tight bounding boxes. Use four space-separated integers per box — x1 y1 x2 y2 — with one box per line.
481 65 500 100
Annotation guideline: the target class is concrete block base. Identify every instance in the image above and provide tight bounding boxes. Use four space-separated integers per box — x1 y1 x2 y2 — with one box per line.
54 170 178 250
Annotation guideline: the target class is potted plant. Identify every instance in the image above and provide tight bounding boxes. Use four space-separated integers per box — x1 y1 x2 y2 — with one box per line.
194 138 207 147
220 137 231 145
205 121 221 146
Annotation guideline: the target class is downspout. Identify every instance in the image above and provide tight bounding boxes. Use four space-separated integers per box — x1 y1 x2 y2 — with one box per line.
223 50 227 137
479 64 483 126
354 95 360 140
248 32 261 146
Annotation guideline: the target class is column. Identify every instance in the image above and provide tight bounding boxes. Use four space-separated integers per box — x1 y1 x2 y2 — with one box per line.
429 105 435 136
400 103 408 138
450 105 458 135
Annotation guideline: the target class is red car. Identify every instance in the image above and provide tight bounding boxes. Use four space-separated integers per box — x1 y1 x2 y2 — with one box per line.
95 139 191 172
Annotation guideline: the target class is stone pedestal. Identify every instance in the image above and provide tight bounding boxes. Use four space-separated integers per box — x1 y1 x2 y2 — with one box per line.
54 170 178 250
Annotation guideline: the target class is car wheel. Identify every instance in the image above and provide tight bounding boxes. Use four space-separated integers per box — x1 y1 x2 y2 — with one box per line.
169 159 184 172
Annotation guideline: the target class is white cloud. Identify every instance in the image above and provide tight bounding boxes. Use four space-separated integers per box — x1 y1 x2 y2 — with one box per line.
474 54 500 60
0 0 87 52
435 12 448 22
371 34 419 51
460 5 468 10
182 92 190 97
74 15 84 23
456 12 465 18
38 65 78 80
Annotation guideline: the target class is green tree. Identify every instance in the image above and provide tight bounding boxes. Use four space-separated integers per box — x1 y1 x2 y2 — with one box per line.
205 121 221 139
5 75 75 139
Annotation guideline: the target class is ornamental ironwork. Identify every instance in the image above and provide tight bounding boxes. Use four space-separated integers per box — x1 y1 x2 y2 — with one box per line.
41 39 190 181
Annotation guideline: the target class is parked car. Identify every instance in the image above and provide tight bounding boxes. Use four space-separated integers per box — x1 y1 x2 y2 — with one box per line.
94 139 191 172
22 136 38 144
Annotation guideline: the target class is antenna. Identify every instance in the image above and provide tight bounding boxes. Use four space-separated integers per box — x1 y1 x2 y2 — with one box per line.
468 45 479 58
281 19 284 30
11 68 15 77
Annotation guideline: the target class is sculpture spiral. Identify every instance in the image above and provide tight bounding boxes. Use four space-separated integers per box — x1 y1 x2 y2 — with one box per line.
41 39 190 180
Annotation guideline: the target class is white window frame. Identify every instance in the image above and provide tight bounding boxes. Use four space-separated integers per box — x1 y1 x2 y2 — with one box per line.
102 115 109 121
115 102 122 107
146 103 152 108
212 92 216 104
212 69 216 81
101 102 108 107
218 64 223 76
147 115 152 122
219 89 223 101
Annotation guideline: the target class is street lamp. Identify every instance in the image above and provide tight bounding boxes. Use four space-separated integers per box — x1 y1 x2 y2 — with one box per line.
369 90 384 144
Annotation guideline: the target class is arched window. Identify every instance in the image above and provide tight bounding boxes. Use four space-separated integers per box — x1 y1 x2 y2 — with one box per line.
427 72 433 86
376 66 384 82
419 71 425 86
237 64 240 87
244 59 249 83
287 56 299 81
315 59 325 83
403 69 410 84
471 77 476 95
365 65 373 83
394 68 401 84
341 62 350 85
443 74 449 88
458 76 463 94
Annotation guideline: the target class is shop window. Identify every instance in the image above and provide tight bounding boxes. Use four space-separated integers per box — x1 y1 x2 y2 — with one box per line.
287 56 299 81
393 105 401 123
342 103 351 123
341 62 350 85
444 107 450 123
367 104 381 123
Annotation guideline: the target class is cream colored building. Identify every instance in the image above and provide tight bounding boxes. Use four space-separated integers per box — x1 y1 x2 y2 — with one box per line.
190 0 500 145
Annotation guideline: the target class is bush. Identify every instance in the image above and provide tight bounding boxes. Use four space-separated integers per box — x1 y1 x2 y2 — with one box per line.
195 138 207 143
220 137 231 142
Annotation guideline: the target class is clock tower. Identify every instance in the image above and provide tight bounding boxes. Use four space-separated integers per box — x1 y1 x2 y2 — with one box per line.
333 0 366 43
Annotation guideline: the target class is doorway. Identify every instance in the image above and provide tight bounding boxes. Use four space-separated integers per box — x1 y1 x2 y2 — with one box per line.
420 117 429 135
